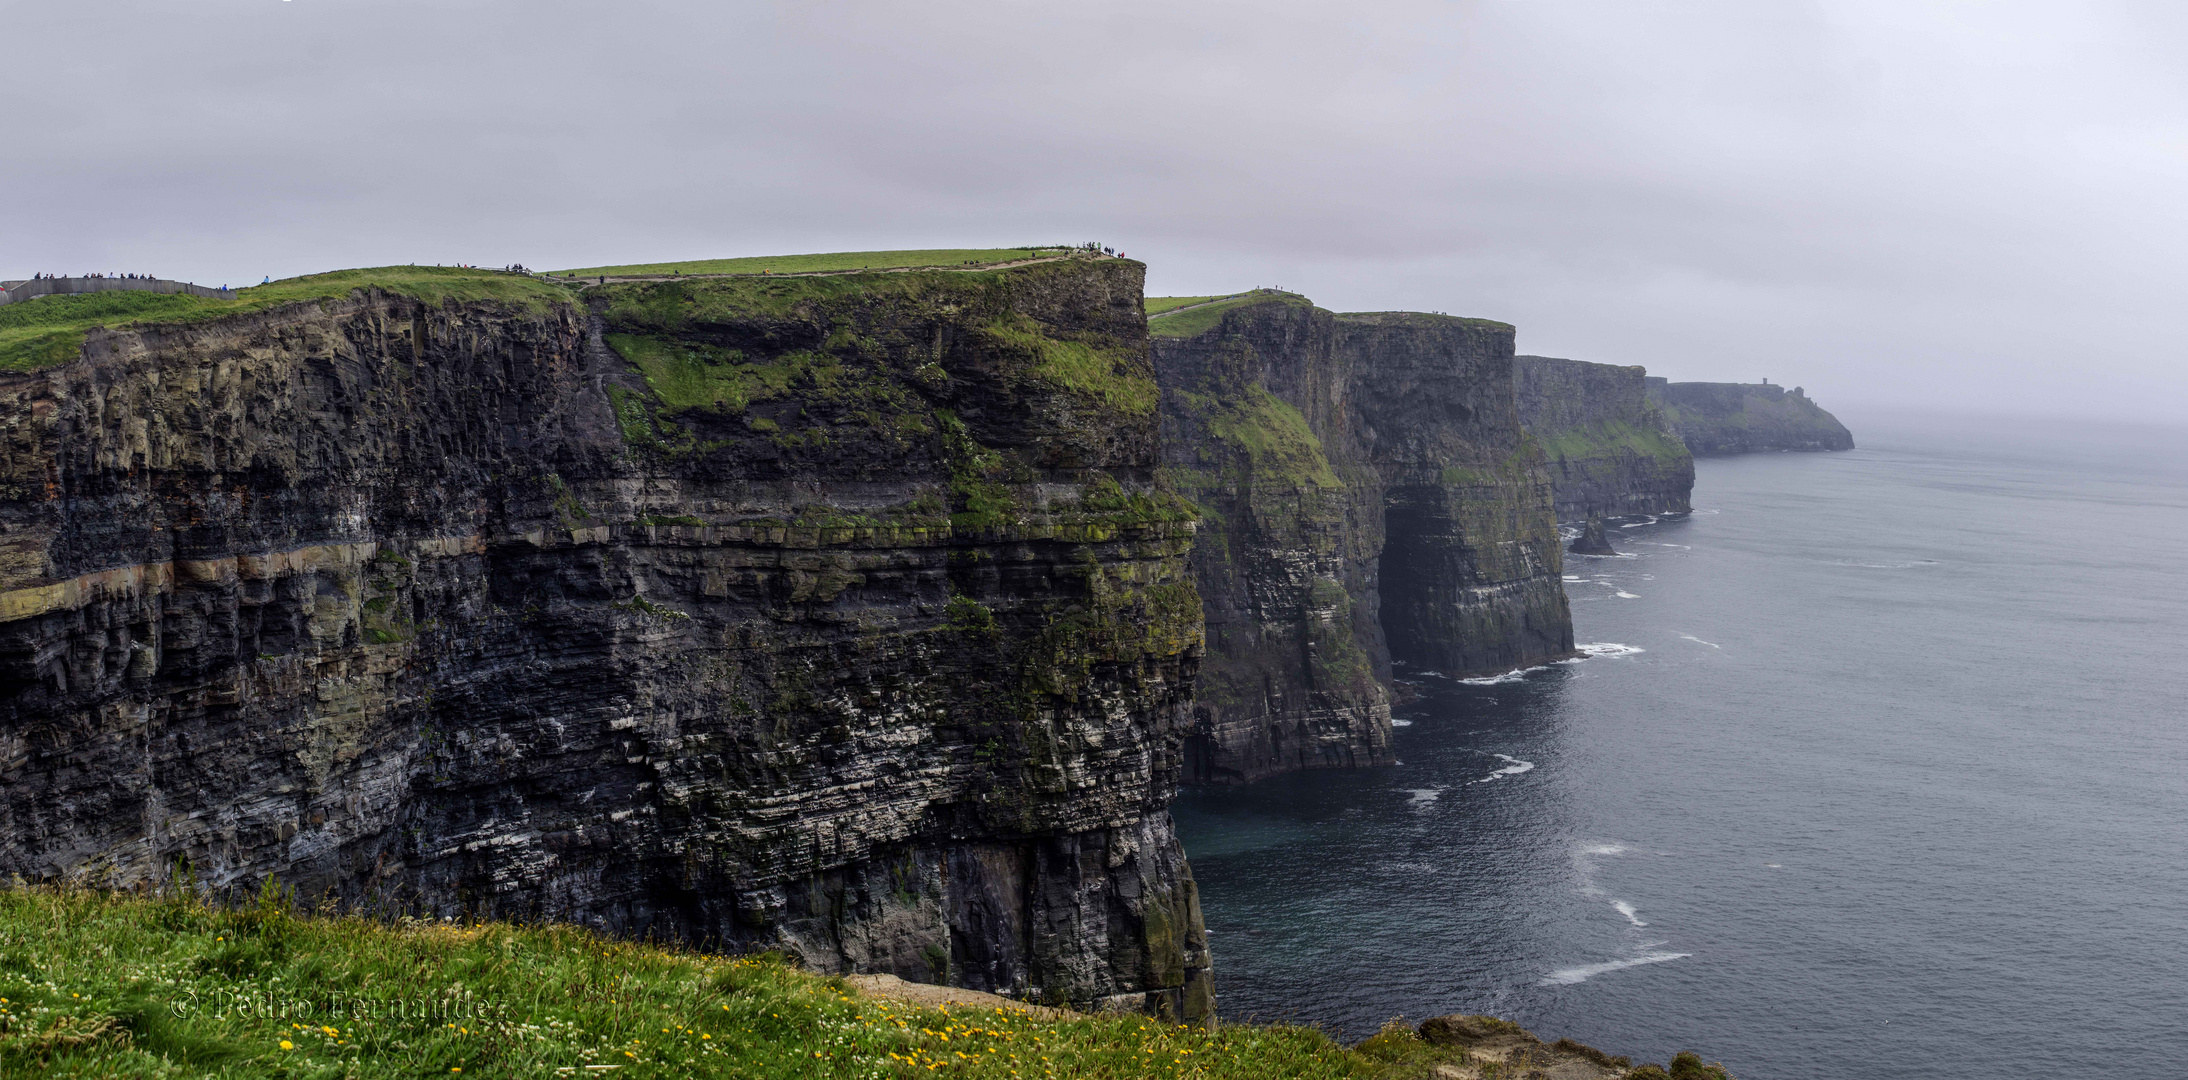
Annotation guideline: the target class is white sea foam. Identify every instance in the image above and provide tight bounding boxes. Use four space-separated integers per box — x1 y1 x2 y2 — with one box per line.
1576 643 1644 658
1390 717 1414 727
1613 590 1639 599
1541 951 1690 986
1612 900 1648 926
1473 754 1535 783
1618 516 1658 528
1417 670 1446 679
1581 844 1629 856
1403 787 1444 807
1459 667 1540 685
1562 575 1584 581
1677 634 1721 649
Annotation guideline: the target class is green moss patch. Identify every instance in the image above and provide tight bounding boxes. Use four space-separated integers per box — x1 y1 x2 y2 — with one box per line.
1536 418 1688 465
1176 386 1342 489
980 314 1157 417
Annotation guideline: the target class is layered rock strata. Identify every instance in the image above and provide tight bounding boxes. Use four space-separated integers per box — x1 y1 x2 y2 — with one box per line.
1647 378 1854 453
1514 355 1694 522
1152 293 1573 785
0 260 1213 1021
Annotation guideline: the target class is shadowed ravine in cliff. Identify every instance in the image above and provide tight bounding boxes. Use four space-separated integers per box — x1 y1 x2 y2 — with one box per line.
0 260 1211 1020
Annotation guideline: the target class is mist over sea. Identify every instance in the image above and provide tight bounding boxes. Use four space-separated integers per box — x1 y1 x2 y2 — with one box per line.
1174 413 2188 1079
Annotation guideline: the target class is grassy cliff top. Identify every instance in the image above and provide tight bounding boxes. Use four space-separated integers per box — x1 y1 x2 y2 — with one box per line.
0 266 576 373
0 886 1607 1079
553 248 1086 278
1146 290 1317 338
1144 294 1245 317
1337 310 1514 333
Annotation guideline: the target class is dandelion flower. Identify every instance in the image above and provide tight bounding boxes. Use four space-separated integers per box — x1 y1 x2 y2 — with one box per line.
280 1041 294 1051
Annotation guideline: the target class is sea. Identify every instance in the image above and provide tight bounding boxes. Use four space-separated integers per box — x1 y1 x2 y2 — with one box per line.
1172 411 2188 1079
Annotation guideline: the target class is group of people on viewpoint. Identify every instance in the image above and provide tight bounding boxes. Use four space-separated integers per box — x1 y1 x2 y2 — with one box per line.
26 272 163 282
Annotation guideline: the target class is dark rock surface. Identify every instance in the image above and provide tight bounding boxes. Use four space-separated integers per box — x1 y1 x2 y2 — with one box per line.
1647 378 1854 453
1568 517 1620 556
1515 355 1694 522
0 259 1212 1021
1153 294 1573 785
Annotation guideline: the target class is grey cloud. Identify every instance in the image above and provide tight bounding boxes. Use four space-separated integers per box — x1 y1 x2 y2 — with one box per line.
5 0 2184 421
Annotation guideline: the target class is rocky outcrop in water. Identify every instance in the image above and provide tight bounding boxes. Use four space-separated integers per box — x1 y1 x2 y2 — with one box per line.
0 260 1213 1021
1647 378 1854 453
1568 517 1620 556
1514 355 1694 522
1152 293 1573 785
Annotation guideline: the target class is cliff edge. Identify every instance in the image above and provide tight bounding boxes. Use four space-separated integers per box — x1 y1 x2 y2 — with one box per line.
1647 378 1854 453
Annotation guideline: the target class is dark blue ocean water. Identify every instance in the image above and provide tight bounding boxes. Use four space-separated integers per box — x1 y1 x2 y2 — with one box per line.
1173 413 2188 1079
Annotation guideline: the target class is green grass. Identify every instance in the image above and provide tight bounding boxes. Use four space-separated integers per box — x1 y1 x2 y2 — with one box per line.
604 333 827 413
1535 419 1689 465
0 886 1433 1079
980 315 1158 417
554 249 1077 279
1146 291 1312 339
0 267 577 373
1143 295 1241 317
1180 385 1343 489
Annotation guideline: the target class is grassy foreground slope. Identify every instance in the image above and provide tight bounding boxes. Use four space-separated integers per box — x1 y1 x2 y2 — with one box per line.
555 249 1077 278
0 267 575 372
0 888 1411 1079
0 889 1735 1079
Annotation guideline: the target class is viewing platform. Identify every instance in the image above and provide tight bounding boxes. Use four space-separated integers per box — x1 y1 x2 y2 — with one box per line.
0 275 236 307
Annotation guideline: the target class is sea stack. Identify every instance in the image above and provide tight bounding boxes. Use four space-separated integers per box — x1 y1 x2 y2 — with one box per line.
1569 516 1620 556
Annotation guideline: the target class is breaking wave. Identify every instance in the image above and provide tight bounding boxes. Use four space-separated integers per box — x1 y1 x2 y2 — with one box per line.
1541 951 1690 986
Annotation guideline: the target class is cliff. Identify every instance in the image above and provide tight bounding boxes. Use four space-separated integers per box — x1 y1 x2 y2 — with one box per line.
1647 378 1854 453
1152 293 1572 785
1514 355 1693 522
0 259 1213 1020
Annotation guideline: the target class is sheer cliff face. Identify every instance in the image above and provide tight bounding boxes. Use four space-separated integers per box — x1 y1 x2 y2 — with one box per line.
1153 297 1572 784
1338 314 1573 679
1153 298 1390 786
1514 355 1694 522
1647 379 1855 453
0 261 1212 1021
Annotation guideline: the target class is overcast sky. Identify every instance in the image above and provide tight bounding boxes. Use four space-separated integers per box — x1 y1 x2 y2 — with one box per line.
7 1 2184 422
